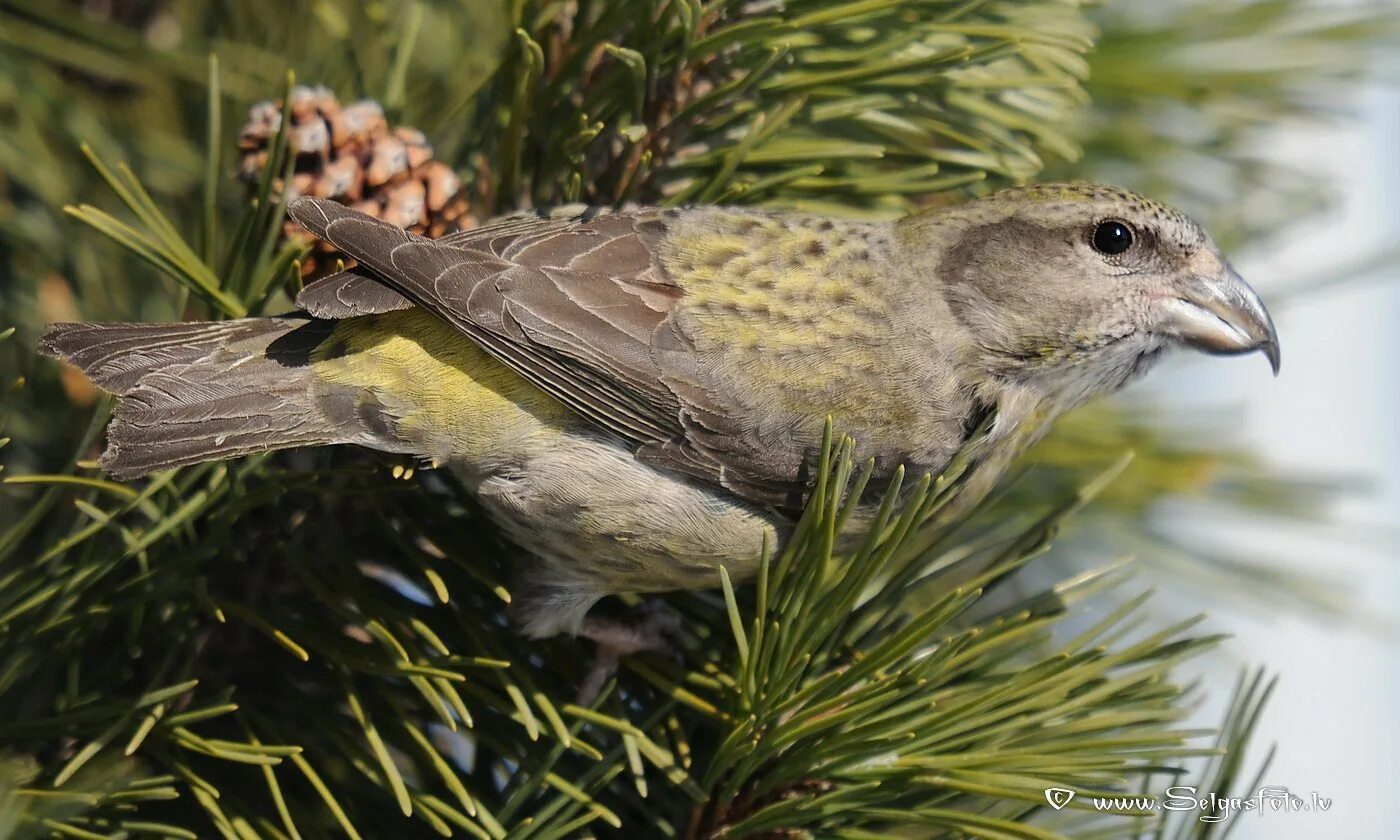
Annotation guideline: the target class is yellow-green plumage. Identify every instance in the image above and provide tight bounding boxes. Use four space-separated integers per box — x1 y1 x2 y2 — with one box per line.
312 309 571 461
312 307 778 634
659 211 923 428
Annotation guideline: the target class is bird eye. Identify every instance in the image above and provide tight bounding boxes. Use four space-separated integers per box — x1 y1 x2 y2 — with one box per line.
1092 220 1134 256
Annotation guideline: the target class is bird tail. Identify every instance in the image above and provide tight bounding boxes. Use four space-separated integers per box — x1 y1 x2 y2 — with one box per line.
39 317 393 478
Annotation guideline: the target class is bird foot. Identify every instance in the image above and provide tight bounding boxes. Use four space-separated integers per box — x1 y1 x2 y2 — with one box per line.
576 600 682 704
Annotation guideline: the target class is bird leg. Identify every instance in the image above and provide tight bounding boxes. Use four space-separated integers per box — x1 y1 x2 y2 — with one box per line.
576 600 682 704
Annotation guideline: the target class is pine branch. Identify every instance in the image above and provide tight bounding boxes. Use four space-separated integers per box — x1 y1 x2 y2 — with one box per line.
0 1 1387 836
471 0 1097 214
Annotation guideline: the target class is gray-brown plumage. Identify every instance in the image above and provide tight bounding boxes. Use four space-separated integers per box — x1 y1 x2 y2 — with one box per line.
41 184 1280 640
288 199 985 510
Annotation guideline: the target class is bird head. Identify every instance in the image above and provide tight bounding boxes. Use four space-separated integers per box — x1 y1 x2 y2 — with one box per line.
909 183 1279 402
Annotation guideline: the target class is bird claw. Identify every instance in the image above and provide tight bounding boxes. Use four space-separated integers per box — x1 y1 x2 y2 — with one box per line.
575 600 682 704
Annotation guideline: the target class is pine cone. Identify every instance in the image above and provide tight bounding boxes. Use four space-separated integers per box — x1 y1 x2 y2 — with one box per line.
238 85 473 278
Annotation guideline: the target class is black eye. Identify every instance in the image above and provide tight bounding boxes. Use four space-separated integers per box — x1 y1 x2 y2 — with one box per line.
1092 220 1134 256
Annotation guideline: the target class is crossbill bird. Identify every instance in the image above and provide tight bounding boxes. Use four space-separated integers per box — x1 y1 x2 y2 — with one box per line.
41 184 1279 648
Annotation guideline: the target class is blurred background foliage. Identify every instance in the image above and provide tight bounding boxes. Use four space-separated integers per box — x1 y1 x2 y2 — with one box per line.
0 0 1395 837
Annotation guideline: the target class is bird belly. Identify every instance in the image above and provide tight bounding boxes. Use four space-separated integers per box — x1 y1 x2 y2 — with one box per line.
468 432 780 595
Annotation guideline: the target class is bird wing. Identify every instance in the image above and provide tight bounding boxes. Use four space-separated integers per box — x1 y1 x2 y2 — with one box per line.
288 197 792 498
295 212 592 318
287 198 962 510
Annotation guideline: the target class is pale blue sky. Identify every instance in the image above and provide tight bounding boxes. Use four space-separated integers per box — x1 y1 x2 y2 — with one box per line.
1146 83 1400 837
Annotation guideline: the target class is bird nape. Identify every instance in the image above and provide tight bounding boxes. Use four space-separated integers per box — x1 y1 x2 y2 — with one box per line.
39 183 1280 671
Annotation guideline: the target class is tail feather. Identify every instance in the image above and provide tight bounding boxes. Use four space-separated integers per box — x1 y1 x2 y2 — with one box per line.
39 317 395 478
39 320 292 395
